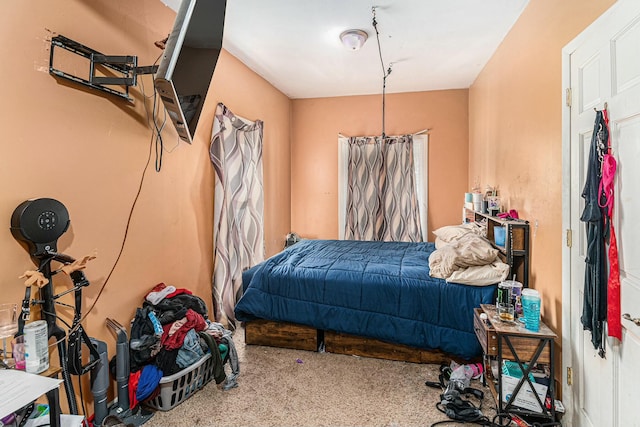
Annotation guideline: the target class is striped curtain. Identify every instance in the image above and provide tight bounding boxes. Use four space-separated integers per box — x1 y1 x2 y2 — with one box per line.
210 103 265 327
345 135 422 242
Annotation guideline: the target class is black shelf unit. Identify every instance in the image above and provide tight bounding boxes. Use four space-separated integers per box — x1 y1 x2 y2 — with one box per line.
464 207 530 288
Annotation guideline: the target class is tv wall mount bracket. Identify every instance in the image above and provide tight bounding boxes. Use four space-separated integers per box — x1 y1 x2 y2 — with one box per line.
49 35 158 101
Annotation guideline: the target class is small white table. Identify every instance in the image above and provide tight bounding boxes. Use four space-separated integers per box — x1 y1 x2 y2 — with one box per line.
0 369 62 427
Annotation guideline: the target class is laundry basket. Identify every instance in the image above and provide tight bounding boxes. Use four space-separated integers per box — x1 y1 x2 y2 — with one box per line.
145 353 214 411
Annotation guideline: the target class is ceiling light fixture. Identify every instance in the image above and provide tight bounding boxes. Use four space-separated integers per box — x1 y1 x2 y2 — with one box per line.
340 29 368 51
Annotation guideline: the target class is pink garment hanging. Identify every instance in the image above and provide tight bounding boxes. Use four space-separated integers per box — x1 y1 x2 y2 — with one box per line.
600 110 621 340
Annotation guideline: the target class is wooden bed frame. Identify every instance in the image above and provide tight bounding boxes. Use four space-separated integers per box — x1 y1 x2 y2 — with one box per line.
243 319 472 364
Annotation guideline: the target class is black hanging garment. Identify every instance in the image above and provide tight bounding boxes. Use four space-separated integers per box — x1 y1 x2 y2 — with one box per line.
580 110 609 357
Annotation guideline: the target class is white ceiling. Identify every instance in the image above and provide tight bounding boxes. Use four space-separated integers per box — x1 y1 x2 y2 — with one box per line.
160 0 529 99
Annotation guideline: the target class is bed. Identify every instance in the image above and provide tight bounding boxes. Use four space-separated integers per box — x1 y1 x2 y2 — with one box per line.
235 238 504 362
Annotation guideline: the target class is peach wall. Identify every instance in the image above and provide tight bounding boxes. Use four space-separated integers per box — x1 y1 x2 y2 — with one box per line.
291 90 469 240
469 0 615 337
0 0 290 411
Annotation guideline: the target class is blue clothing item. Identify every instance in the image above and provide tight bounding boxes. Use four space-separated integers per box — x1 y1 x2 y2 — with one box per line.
136 364 163 401
148 311 163 336
176 329 205 369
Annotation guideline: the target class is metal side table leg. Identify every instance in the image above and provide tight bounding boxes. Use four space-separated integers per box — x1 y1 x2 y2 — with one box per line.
45 387 61 427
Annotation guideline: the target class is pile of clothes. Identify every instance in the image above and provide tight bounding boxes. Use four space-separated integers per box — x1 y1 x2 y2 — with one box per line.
128 283 239 406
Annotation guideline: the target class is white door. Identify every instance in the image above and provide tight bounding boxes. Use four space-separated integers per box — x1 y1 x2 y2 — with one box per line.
564 1 640 426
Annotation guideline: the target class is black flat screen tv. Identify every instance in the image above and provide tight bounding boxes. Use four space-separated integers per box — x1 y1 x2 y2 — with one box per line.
154 0 227 144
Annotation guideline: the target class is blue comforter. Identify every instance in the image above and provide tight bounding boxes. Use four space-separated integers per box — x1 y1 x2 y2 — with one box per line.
235 239 496 360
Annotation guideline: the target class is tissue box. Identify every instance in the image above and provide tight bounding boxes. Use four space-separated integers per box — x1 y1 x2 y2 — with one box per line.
502 361 535 382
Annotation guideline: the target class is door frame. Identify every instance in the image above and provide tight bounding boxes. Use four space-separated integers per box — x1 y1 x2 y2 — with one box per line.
561 1 640 425
560 36 574 426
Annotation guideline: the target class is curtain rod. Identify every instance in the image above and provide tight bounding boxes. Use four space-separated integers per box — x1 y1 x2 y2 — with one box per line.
338 128 431 139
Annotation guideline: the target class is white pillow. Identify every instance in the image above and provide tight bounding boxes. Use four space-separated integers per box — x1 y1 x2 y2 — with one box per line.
432 222 485 244
428 244 462 279
434 236 448 250
448 233 498 267
446 261 510 286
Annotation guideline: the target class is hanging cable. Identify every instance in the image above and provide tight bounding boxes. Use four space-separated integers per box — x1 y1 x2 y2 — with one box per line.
372 7 393 139
76 70 160 326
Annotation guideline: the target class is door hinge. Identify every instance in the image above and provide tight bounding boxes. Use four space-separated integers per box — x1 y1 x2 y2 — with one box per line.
567 367 573 385
566 88 572 107
566 229 572 248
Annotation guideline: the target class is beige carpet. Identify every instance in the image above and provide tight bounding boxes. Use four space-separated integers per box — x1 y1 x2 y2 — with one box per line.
143 326 497 427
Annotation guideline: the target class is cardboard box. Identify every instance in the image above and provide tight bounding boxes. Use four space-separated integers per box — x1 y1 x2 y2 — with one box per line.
25 414 85 427
501 374 548 413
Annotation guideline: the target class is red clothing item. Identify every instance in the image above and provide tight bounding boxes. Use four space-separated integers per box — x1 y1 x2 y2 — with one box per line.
129 370 142 409
607 224 621 340
600 110 621 341
161 309 207 350
148 283 167 294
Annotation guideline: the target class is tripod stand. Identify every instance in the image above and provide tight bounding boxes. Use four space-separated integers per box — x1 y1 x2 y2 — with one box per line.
18 250 103 415
11 198 100 416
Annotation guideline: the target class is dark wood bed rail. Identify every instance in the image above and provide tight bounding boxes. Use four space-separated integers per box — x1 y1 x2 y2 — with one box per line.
243 319 474 365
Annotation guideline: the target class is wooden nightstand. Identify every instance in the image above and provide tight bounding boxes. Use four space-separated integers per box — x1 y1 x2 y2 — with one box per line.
474 304 558 422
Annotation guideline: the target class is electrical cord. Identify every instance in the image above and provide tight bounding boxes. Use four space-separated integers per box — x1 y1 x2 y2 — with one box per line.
429 408 514 427
430 393 494 426
77 371 88 424
152 90 166 172
425 369 559 427
138 53 168 172
371 8 389 82
79 80 156 323
371 7 393 139
38 53 166 353
429 397 560 427
75 60 164 326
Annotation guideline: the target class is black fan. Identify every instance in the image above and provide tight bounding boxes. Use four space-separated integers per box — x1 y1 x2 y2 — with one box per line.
10 198 70 257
